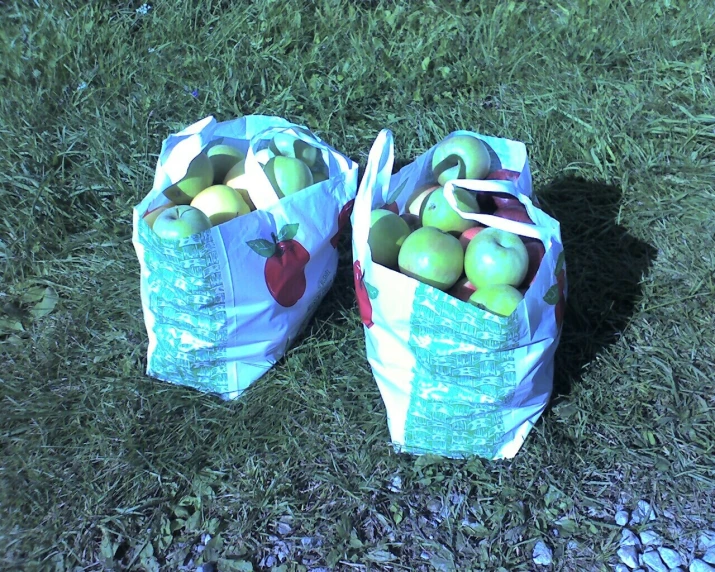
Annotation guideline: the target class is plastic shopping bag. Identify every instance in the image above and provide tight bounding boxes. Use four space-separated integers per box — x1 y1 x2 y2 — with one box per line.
351 129 566 459
132 115 358 399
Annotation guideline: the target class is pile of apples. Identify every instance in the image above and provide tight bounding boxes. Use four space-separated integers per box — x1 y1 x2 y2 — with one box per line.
368 134 545 318
143 129 328 239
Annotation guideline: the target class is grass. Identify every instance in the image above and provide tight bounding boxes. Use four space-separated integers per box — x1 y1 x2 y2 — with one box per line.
1 0 714 570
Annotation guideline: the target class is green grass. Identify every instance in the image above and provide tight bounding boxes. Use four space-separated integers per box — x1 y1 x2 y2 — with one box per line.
1 0 714 570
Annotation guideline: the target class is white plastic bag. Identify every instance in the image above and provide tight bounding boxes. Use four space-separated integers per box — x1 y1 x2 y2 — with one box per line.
351 129 566 459
132 115 358 399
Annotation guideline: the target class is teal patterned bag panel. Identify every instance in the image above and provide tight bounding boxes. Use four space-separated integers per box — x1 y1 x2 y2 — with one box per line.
404 284 522 458
138 219 230 395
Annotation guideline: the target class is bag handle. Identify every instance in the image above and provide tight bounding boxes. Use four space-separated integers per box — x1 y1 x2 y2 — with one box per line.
442 179 552 243
351 129 395 262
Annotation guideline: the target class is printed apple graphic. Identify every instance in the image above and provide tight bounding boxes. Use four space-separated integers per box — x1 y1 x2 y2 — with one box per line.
494 204 533 224
421 186 480 235
464 227 529 288
143 202 175 229
468 284 524 317
223 159 257 211
152 205 212 240
368 209 412 269
190 184 252 226
162 152 214 205
353 260 377 328
405 182 440 216
330 198 355 248
520 240 546 288
263 156 314 198
447 276 477 302
247 223 310 308
207 144 244 184
458 225 486 251
431 134 491 185
398 226 464 291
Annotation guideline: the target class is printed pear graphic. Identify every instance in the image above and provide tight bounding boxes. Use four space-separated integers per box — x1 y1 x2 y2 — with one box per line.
248 223 310 308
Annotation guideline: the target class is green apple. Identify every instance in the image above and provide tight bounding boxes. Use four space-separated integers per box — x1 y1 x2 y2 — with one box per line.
207 144 244 184
270 131 321 169
162 152 214 205
432 134 491 185
468 284 524 317
152 205 212 239
223 159 257 211
143 202 175 229
398 226 464 291
368 209 412 269
263 156 314 198
464 227 529 288
190 184 252 226
421 186 480 235
405 183 440 216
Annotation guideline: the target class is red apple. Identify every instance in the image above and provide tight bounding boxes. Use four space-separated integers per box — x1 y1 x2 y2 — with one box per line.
492 192 523 209
458 225 486 251
447 276 477 302
398 226 464 291
400 213 422 232
520 240 546 288
494 204 533 224
486 169 521 182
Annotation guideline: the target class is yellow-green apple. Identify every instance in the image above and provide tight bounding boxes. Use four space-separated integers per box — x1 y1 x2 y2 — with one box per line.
447 276 477 302
431 134 490 185
162 152 214 205
223 159 257 211
207 144 244 184
263 156 314 198
468 284 524 317
494 204 533 224
398 226 464 291
143 202 175 228
190 184 252 226
405 183 440 216
464 227 529 288
421 186 480 235
368 209 412 269
458 225 486 251
270 131 321 169
520 240 546 288
152 205 212 239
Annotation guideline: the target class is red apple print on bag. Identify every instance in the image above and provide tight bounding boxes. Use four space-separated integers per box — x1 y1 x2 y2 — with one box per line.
248 223 310 308
330 198 355 248
353 260 378 328
543 251 567 329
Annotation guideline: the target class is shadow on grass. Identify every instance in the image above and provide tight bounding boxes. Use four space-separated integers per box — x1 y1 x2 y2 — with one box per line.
537 176 657 399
